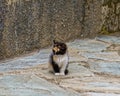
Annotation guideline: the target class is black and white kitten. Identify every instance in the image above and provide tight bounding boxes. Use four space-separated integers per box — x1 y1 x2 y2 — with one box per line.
48 40 69 75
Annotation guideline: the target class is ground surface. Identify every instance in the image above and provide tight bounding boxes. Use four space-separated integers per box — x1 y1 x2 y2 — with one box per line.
0 35 120 96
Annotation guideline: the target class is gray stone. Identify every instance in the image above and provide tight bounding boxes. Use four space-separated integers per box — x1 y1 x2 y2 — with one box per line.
0 0 103 59
0 0 119 60
68 63 94 77
88 60 120 76
67 39 108 52
83 92 120 96
96 36 120 44
60 77 120 94
36 63 94 80
102 0 120 32
0 49 50 72
0 36 120 96
88 82 120 88
81 52 120 62
0 74 80 96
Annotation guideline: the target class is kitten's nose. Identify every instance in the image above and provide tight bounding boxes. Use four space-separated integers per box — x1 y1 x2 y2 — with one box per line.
53 47 60 52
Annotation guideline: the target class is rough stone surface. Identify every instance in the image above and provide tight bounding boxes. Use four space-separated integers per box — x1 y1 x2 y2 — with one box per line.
96 35 120 44
0 0 119 59
102 0 120 32
0 36 120 96
0 74 80 96
88 60 120 76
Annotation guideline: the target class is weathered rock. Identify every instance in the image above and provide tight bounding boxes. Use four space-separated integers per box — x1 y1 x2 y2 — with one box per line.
0 36 120 96
102 0 120 32
34 63 94 81
88 60 120 76
0 74 80 96
60 77 120 94
0 49 50 72
81 51 120 62
0 0 119 59
82 92 120 96
96 35 120 44
68 39 109 52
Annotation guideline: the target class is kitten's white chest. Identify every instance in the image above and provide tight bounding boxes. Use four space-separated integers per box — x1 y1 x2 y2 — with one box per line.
53 54 68 67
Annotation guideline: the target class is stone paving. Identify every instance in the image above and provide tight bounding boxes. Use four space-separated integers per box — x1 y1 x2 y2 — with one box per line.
0 35 120 96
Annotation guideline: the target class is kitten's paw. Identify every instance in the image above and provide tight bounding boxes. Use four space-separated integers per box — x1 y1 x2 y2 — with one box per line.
55 73 60 76
60 72 65 76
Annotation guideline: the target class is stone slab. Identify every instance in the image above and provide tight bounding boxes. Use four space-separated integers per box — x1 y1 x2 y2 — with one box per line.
0 49 50 72
67 39 109 52
0 74 80 96
0 35 120 96
60 77 120 94
82 92 120 96
96 35 120 44
88 60 120 76
81 52 120 62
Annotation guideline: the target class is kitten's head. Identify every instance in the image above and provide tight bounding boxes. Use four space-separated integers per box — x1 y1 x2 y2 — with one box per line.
52 40 67 55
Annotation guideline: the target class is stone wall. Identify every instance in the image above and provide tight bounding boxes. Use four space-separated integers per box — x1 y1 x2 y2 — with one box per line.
101 0 120 33
0 0 119 59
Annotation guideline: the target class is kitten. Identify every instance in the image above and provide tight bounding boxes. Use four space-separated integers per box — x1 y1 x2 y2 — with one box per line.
48 40 69 75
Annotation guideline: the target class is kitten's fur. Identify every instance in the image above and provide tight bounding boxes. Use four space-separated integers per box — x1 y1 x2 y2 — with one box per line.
48 40 69 75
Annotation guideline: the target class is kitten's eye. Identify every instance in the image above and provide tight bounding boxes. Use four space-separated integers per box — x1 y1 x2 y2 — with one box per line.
54 44 57 47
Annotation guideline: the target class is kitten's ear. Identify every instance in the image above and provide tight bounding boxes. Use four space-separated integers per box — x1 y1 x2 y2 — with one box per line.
53 40 56 44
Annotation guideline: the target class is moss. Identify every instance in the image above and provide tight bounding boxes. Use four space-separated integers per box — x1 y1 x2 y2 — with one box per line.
100 25 118 35
100 25 109 35
102 0 119 8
